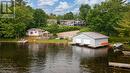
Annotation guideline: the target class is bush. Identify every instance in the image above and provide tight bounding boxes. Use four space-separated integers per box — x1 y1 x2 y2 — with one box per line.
43 25 81 34
80 27 92 32
109 37 130 43
58 26 81 32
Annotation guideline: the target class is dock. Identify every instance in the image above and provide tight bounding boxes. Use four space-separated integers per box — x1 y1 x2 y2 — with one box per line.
69 42 108 49
123 51 130 56
109 62 130 69
69 42 76 45
18 39 28 43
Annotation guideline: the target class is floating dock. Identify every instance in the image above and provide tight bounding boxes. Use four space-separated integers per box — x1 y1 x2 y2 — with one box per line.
18 40 28 43
109 62 130 69
69 42 108 49
123 51 130 56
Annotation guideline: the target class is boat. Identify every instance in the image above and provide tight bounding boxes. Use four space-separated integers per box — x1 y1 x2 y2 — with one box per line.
113 43 123 52
18 39 28 43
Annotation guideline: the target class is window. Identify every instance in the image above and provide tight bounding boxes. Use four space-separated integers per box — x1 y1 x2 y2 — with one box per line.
30 32 33 34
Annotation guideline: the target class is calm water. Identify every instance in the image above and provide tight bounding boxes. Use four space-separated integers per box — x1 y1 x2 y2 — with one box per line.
0 43 130 73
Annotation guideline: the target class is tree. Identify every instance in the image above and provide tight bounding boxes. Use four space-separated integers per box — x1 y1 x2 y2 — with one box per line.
116 4 130 37
48 13 57 19
14 23 26 38
79 4 91 25
87 0 127 36
33 9 47 28
13 6 33 24
63 12 74 20
0 3 34 38
57 15 64 20
0 23 15 38
15 0 26 5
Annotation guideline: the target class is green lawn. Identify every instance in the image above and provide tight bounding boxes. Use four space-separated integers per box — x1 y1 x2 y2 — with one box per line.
0 39 68 44
0 39 18 42
34 39 68 44
109 37 130 51
109 37 130 43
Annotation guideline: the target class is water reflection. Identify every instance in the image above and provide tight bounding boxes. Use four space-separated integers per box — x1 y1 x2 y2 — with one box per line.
0 43 130 73
0 43 30 73
72 46 108 59
72 46 108 73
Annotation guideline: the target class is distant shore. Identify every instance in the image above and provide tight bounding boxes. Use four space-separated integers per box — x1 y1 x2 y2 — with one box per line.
0 37 130 51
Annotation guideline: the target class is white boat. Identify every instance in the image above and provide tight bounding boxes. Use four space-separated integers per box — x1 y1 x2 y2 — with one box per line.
18 39 28 43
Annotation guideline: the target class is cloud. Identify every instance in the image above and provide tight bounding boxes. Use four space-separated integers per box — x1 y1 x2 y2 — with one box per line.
38 0 58 6
26 0 33 6
54 1 70 12
72 8 79 14
0 0 12 1
75 0 106 6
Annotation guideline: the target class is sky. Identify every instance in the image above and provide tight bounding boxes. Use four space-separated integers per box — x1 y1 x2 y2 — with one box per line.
26 0 130 15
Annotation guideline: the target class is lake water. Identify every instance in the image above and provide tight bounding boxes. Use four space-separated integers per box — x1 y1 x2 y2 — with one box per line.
0 43 130 73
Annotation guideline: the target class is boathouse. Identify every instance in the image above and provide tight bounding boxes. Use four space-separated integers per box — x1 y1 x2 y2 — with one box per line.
72 32 109 48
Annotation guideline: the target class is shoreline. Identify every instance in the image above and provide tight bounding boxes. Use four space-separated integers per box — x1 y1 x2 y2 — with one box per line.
0 39 69 44
0 38 130 50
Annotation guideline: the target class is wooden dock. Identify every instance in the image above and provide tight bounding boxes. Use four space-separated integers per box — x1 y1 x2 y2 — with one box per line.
109 62 130 69
69 42 76 45
123 51 130 56
69 42 108 49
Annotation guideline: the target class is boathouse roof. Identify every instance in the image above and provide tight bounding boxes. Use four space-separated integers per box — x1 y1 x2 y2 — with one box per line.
79 32 109 39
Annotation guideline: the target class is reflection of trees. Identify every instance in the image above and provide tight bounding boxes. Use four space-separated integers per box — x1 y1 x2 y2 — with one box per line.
72 46 108 59
72 46 109 73
80 57 108 73
44 44 67 64
44 44 70 61
0 43 31 73
28 43 47 72
0 43 73 73
42 44 74 73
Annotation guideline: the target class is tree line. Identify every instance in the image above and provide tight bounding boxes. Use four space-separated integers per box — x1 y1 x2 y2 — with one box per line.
79 0 130 36
0 0 47 38
0 0 80 39
0 0 130 39
49 0 130 37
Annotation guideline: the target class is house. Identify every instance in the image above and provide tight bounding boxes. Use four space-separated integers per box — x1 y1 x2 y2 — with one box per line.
60 20 84 26
26 28 51 40
57 30 80 40
72 32 109 48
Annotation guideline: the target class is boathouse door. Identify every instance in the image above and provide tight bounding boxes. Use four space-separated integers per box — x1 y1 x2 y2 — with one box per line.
83 39 90 45
75 39 82 43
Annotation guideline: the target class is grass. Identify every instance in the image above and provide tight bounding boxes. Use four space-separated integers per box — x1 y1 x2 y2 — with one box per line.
109 37 130 43
0 39 18 42
123 45 130 51
0 39 69 44
109 37 130 51
33 39 68 44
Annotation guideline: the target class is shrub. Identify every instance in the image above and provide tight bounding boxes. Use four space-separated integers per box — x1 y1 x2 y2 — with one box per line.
43 25 81 34
109 37 130 43
80 27 92 32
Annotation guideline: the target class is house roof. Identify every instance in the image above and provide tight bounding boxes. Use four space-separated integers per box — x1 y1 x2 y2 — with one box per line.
60 20 84 22
27 28 45 32
80 32 109 39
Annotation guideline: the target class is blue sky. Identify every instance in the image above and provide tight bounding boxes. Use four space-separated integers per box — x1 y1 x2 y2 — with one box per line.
27 0 130 15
